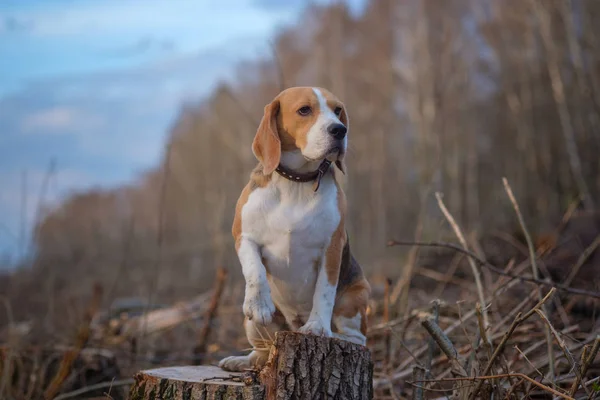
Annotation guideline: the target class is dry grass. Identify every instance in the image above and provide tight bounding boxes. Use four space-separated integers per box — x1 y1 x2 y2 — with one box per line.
1 201 599 400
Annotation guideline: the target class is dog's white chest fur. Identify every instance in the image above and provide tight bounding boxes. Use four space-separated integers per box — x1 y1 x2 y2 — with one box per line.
241 174 339 319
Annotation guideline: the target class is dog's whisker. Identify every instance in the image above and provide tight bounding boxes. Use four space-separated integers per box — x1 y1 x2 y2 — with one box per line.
263 326 275 343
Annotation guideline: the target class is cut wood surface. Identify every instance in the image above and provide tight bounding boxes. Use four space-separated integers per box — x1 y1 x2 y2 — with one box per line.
128 365 264 400
127 331 373 400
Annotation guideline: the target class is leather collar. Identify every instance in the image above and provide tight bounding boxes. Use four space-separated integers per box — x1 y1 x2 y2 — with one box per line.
275 159 332 192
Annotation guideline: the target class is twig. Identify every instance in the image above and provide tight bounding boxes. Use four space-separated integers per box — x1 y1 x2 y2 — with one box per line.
514 345 545 382
386 240 600 299
505 377 525 399
564 235 600 287
553 295 572 328
390 212 425 312
420 314 467 380
413 373 575 400
492 288 538 334
585 375 600 388
369 313 414 334
374 279 524 390
535 310 589 396
53 379 134 400
435 192 489 329
425 300 440 375
526 330 594 375
43 283 103 400
476 303 492 360
570 336 600 396
534 310 575 365
503 177 556 379
521 288 556 321
384 278 392 370
412 366 426 400
421 316 458 361
193 266 228 364
454 302 475 376
417 266 475 290
433 253 464 298
556 195 581 235
469 288 556 400
388 328 422 367
536 311 585 381
503 178 539 278
488 258 520 295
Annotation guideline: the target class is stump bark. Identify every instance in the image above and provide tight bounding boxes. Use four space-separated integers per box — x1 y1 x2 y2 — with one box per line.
127 331 373 400
260 332 373 399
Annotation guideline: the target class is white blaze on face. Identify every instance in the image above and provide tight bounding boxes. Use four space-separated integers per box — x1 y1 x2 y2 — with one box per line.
302 88 346 161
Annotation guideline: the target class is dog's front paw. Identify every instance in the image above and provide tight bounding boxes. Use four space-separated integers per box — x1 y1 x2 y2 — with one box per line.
298 318 332 337
243 284 276 325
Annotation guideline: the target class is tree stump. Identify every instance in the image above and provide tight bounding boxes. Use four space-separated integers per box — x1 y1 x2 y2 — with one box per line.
127 331 373 400
128 365 264 400
260 332 373 399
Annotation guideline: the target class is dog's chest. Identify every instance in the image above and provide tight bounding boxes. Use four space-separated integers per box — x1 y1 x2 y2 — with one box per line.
242 179 340 302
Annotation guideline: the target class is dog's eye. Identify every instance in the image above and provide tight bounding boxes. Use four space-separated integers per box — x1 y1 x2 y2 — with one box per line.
297 106 312 116
334 107 342 116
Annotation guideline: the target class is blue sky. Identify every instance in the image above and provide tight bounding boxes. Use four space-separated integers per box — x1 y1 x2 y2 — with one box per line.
0 0 367 263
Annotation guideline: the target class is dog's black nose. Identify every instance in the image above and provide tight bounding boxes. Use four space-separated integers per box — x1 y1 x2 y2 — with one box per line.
327 123 347 139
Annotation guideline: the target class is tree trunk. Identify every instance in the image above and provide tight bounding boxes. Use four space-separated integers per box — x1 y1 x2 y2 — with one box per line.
259 332 373 400
127 332 373 400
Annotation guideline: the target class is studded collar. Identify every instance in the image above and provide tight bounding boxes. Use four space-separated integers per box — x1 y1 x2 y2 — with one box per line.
274 159 332 192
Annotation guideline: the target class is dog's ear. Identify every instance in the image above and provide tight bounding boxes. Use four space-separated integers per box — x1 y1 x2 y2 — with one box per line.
335 103 349 175
335 159 347 175
338 102 349 130
252 99 281 175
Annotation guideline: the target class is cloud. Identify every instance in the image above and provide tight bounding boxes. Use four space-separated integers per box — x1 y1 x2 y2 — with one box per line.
0 15 33 33
0 0 298 97
252 0 309 10
21 106 79 133
0 33 272 260
105 37 176 58
251 0 368 16
9 0 295 42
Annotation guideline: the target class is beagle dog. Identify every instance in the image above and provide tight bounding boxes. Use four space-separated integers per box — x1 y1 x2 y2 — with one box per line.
219 87 371 372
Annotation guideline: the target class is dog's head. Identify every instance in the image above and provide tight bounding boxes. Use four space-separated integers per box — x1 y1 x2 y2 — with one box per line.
252 86 349 175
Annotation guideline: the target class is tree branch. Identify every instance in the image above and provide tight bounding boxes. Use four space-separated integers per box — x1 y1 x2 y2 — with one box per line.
387 240 600 299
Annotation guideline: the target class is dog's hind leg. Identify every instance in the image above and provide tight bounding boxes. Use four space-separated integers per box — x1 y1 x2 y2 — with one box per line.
331 278 370 346
332 311 367 345
219 311 285 372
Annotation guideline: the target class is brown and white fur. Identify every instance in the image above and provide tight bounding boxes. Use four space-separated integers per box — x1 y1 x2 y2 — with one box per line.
219 87 370 372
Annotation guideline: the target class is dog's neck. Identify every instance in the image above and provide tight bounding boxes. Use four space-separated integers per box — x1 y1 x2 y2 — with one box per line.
279 150 322 173
274 150 333 192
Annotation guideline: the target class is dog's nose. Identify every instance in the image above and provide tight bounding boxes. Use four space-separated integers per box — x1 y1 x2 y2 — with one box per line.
327 123 347 140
